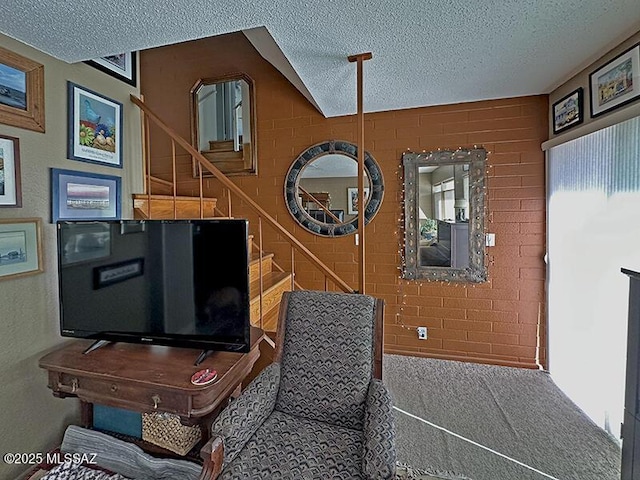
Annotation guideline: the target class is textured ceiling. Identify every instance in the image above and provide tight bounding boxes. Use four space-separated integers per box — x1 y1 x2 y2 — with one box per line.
1 1 640 117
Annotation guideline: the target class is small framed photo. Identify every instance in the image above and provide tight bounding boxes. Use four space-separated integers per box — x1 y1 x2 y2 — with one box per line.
0 135 22 207
51 168 121 222
590 43 640 118
0 46 45 133
67 81 123 168
0 218 43 281
347 187 370 215
85 52 137 87
552 88 584 134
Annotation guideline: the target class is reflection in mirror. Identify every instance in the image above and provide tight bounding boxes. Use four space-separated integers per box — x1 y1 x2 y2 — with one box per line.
298 154 370 225
190 74 256 176
284 141 384 237
403 149 487 282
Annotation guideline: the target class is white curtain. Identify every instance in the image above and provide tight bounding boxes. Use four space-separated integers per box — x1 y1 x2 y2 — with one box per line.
547 115 640 437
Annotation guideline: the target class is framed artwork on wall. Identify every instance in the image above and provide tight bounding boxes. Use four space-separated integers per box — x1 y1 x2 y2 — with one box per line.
552 88 584 134
589 43 640 118
85 52 137 87
0 135 22 207
0 46 45 133
347 187 370 215
51 168 121 222
0 218 43 281
67 81 123 168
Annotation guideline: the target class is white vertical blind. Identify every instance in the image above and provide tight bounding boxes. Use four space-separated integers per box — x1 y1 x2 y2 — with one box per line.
548 115 640 437
433 178 455 221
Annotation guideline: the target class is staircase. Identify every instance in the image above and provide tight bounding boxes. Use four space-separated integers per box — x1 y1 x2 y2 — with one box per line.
133 181 293 337
129 94 355 380
248 250 292 332
133 194 217 219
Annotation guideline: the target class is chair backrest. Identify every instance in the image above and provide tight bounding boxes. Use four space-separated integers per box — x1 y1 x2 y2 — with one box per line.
273 290 384 430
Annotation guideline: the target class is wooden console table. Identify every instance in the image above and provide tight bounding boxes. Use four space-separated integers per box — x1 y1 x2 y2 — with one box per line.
39 327 264 449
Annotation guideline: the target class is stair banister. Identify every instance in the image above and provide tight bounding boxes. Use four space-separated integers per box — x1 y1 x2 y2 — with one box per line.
131 94 354 294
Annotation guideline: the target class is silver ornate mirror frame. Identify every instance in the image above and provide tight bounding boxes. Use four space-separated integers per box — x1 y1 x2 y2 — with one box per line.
402 148 487 282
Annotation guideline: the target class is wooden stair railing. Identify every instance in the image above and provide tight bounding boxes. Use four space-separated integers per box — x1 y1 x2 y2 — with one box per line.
130 94 354 296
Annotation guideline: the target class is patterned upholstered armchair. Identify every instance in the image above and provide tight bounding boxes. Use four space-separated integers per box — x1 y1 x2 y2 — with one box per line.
199 290 396 479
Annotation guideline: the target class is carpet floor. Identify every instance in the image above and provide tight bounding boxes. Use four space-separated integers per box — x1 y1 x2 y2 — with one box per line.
383 355 622 480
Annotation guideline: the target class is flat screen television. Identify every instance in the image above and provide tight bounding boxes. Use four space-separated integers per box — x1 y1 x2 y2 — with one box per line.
56 219 251 358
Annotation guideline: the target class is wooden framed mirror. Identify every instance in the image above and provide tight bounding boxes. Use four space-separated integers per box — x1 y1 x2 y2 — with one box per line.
190 73 256 176
284 140 384 237
402 148 487 282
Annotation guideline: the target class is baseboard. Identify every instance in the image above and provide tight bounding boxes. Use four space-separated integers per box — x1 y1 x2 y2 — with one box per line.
384 349 543 370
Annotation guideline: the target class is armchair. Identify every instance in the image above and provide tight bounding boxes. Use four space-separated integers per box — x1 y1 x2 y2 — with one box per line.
199 290 396 479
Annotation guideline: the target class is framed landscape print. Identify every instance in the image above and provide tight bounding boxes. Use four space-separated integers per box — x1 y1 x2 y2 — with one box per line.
0 46 45 132
67 82 123 168
85 52 137 87
552 88 583 134
0 218 43 281
51 168 121 222
590 43 640 118
0 135 22 207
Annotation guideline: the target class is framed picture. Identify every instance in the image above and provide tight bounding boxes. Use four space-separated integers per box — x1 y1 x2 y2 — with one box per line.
552 88 584 134
51 168 121 222
590 43 640 118
85 52 137 87
347 187 370 215
94 258 144 289
0 218 43 281
0 46 45 132
67 81 123 168
0 135 22 207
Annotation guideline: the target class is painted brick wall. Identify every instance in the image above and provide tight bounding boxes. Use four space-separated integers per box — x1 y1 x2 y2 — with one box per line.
141 32 548 368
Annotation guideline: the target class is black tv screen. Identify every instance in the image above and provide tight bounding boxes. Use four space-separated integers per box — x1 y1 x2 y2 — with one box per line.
56 219 250 353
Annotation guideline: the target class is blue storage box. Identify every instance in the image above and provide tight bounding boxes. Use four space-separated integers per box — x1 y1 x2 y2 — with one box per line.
93 405 142 438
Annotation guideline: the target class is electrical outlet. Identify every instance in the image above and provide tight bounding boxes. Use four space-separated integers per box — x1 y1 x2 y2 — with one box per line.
417 327 427 340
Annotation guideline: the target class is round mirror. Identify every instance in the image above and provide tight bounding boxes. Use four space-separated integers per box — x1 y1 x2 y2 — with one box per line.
284 140 384 237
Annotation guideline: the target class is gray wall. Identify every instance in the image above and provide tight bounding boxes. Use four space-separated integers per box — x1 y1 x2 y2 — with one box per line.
0 34 142 479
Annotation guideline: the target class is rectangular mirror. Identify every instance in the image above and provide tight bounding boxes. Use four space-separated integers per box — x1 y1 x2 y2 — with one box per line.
190 74 256 176
402 149 487 282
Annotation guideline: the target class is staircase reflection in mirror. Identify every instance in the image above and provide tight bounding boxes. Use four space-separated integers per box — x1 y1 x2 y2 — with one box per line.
284 140 384 237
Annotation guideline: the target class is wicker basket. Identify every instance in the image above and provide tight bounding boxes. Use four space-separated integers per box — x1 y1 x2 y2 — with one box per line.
141 412 201 456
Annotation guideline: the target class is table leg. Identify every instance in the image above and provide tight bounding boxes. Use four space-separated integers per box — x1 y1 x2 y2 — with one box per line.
80 401 93 428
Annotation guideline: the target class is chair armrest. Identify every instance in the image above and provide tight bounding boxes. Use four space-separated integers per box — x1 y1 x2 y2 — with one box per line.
362 379 397 479
210 362 281 469
198 436 223 480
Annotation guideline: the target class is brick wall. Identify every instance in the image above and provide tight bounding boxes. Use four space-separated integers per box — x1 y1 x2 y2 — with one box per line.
141 32 549 368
